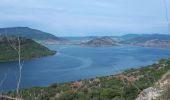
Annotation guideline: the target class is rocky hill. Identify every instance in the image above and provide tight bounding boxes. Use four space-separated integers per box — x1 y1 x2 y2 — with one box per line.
81 36 118 47
132 39 170 49
121 34 170 48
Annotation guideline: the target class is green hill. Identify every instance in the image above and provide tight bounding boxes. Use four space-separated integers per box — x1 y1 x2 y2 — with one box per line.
0 27 67 44
0 36 56 62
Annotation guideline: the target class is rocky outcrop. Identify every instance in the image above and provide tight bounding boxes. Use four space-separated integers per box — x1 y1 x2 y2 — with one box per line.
136 71 170 100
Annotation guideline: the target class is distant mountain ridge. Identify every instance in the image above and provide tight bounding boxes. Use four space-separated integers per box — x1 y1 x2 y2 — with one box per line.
0 27 68 44
120 34 170 48
121 34 170 43
1 27 170 48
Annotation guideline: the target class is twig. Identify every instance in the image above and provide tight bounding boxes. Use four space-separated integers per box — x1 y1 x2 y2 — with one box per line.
4 30 23 100
0 95 17 100
16 37 23 100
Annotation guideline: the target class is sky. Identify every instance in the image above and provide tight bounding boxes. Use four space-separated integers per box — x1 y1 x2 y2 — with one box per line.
0 0 170 36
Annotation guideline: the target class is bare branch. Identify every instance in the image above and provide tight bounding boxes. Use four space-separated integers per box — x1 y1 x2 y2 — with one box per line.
5 32 18 53
0 95 17 100
4 30 23 100
16 36 23 100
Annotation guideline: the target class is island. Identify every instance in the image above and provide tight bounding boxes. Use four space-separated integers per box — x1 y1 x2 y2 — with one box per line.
81 36 118 47
0 36 56 62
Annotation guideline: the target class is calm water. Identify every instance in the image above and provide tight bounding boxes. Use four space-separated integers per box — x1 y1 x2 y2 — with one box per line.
0 45 170 91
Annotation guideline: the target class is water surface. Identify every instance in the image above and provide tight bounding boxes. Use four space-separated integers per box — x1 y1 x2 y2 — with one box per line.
0 45 170 91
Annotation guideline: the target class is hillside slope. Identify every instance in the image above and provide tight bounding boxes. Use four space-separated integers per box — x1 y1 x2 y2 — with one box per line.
121 34 170 48
81 36 118 47
0 27 68 44
136 71 170 100
5 58 170 100
0 37 56 62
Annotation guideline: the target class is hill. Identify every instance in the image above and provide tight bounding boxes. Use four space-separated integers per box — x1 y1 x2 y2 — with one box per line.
0 27 68 44
121 34 170 41
132 39 170 49
81 36 118 47
0 36 56 62
121 34 170 48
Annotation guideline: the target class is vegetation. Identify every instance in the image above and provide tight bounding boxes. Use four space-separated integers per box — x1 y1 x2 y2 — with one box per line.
5 58 170 100
0 36 56 62
0 27 61 41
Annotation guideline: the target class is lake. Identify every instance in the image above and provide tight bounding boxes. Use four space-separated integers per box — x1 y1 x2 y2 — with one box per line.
0 45 170 91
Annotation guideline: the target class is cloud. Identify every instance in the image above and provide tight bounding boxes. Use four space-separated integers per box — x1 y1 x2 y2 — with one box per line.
0 0 169 36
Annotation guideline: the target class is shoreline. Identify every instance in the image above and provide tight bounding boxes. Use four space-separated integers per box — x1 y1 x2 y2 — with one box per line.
0 51 56 63
4 58 170 99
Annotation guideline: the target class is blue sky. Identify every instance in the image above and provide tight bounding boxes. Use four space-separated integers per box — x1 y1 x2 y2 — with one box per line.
0 0 170 36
